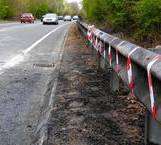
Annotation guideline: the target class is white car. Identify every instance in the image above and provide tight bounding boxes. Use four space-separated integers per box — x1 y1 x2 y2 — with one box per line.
43 13 58 25
64 15 72 21
73 16 79 21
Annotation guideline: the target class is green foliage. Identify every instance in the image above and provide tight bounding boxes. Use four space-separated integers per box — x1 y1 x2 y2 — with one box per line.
0 0 52 19
0 0 9 19
63 2 80 15
28 2 49 18
0 0 78 19
135 0 161 32
83 0 109 22
83 0 161 41
83 0 138 31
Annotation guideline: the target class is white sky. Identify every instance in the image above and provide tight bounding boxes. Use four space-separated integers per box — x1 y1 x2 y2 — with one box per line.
66 0 82 8
66 0 82 3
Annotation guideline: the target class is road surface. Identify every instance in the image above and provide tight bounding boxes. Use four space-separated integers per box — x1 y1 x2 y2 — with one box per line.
0 21 71 145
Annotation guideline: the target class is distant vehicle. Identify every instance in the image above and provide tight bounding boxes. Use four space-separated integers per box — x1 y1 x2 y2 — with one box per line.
64 15 72 21
43 13 58 25
72 15 79 21
41 15 46 22
58 16 64 20
20 13 34 23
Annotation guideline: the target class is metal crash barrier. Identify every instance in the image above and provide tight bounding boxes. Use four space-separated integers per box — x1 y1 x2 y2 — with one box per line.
77 21 161 145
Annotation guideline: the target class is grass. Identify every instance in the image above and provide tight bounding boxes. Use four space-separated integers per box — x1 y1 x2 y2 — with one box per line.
0 19 16 24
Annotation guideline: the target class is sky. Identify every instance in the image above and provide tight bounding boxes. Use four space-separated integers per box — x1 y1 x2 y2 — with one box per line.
66 0 82 8
66 0 82 3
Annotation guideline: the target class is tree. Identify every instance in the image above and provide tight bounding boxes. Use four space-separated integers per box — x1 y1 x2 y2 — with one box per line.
83 0 138 32
135 0 161 33
0 0 9 19
0 0 65 19
63 2 80 15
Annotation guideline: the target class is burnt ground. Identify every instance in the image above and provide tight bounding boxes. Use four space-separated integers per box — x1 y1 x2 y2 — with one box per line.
45 24 146 145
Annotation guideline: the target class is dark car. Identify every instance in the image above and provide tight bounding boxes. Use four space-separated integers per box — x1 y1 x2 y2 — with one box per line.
58 16 64 20
20 13 34 23
41 15 46 22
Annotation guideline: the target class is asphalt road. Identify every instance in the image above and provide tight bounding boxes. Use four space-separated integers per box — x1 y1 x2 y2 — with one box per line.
0 20 71 145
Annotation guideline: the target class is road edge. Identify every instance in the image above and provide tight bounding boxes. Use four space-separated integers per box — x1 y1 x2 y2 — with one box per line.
33 24 70 145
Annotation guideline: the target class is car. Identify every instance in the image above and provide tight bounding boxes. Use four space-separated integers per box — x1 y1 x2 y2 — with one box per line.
72 15 79 21
41 15 46 22
64 15 72 21
20 13 34 23
43 13 59 25
58 16 64 20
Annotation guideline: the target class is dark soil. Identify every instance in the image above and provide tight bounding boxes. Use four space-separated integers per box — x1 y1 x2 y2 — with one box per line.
45 24 146 145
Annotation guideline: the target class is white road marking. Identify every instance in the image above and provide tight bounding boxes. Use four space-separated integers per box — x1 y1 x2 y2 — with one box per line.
0 23 70 75
37 27 69 145
0 22 41 32
0 29 6 32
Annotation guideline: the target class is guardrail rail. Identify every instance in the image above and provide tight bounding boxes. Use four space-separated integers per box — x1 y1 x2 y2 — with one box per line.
77 21 161 145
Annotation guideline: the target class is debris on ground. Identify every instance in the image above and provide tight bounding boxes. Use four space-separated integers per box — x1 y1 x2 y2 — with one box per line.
46 24 146 145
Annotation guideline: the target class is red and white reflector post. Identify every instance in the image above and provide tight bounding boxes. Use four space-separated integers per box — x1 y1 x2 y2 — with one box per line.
103 40 106 58
98 40 105 55
126 47 139 96
108 38 118 67
108 45 112 66
147 55 160 119
115 41 125 73
94 37 98 51
87 25 95 43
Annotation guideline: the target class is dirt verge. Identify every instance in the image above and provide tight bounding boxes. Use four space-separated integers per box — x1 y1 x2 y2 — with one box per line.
45 24 146 145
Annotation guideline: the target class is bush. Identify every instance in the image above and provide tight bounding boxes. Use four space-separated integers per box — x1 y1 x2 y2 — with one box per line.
0 0 65 20
83 0 161 45
83 0 137 32
135 0 161 33
29 3 49 19
0 0 9 19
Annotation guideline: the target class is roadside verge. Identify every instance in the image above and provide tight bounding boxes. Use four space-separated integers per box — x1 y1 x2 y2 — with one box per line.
33 25 69 145
44 24 146 145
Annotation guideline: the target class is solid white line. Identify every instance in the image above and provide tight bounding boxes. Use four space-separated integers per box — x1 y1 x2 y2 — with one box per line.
0 23 70 74
23 24 67 54
37 28 69 145
0 29 6 32
0 21 41 31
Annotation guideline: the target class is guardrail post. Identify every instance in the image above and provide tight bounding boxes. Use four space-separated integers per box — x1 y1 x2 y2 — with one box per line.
109 70 120 92
145 110 161 145
105 44 120 92
100 43 110 70
97 53 101 70
91 44 95 57
104 48 108 69
145 111 150 145
103 43 108 69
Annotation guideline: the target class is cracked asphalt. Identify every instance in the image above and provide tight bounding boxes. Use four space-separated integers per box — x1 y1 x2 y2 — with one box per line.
0 21 71 145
